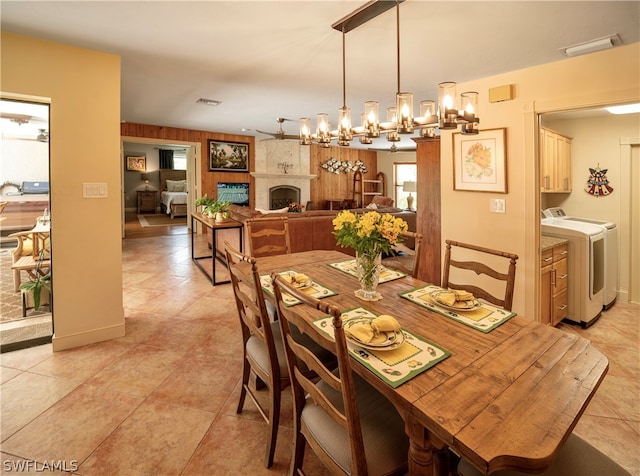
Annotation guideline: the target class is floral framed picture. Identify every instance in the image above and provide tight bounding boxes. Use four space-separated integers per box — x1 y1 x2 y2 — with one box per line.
453 128 507 193
208 140 249 172
126 155 146 172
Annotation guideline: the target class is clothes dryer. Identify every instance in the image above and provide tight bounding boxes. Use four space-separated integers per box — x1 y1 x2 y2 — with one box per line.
541 218 605 327
543 208 617 309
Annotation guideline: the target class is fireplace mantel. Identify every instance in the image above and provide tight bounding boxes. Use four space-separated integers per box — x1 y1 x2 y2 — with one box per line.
250 173 317 180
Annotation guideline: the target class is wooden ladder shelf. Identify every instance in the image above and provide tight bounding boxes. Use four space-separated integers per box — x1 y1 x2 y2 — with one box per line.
353 171 386 207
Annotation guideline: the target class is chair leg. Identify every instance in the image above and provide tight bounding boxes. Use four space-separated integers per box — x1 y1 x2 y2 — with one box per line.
264 385 281 468
289 429 306 476
13 269 21 292
236 357 251 414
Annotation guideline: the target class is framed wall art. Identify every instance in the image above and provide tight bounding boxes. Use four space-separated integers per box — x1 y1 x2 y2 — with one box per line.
208 140 249 172
126 155 146 172
453 128 507 193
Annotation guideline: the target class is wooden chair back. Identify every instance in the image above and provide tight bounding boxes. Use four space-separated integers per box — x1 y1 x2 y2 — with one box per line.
382 230 423 278
224 241 284 467
271 273 368 475
443 239 519 311
245 216 291 258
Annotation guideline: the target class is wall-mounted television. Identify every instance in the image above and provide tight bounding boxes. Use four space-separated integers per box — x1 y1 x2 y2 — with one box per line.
217 182 249 206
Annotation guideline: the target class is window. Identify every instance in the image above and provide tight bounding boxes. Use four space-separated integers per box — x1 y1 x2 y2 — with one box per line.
173 149 187 170
394 162 417 209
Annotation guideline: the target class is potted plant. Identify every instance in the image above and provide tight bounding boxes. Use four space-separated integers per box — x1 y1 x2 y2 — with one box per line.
19 252 51 312
195 195 216 216
208 200 232 222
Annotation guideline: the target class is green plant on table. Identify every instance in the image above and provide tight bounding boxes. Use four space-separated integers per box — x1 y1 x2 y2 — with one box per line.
19 250 51 311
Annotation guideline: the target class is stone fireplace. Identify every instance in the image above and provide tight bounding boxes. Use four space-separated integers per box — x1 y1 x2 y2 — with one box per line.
251 140 316 210
270 185 300 209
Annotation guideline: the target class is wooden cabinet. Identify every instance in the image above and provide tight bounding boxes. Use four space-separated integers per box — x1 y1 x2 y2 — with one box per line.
137 190 157 214
541 238 569 326
540 127 572 193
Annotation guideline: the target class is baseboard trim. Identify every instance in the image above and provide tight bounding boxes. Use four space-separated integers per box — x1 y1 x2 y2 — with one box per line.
52 321 125 352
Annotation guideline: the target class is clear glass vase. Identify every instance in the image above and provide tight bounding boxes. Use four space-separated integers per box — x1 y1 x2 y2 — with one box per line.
355 251 382 301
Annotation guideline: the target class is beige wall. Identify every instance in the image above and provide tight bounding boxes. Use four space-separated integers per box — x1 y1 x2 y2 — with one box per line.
1 32 124 350
438 43 640 320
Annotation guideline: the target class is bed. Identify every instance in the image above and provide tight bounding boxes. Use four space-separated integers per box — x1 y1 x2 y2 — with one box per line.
159 169 188 218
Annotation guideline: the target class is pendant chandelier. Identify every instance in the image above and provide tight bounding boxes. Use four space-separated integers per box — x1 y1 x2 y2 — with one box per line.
299 0 480 148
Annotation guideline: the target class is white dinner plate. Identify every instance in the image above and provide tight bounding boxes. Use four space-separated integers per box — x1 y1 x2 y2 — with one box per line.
343 317 405 351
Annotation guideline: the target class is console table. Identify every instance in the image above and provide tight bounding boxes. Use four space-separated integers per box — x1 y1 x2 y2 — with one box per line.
190 213 243 285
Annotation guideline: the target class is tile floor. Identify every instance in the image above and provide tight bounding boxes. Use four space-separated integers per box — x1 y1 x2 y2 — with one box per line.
1 232 638 475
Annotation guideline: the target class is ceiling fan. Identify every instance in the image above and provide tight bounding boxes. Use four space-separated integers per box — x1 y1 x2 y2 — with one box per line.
256 117 298 140
0 112 32 124
368 143 416 153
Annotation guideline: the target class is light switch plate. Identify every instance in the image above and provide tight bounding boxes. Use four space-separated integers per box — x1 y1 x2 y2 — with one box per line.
83 183 108 198
490 198 506 213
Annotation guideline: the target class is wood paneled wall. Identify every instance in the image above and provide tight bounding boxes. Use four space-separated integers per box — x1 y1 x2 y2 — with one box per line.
309 144 378 209
121 123 380 211
121 122 255 207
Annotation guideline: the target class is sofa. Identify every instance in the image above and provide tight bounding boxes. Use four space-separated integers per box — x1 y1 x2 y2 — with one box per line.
212 204 417 258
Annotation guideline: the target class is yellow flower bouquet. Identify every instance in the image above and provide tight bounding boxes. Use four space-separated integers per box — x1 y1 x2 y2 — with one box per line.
332 210 408 255
333 210 408 300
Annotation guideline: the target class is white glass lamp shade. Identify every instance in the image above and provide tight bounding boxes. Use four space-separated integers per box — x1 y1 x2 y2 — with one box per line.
299 117 311 145
337 106 353 145
386 106 400 142
396 92 414 134
359 113 373 144
419 100 437 137
438 81 458 129
363 101 380 138
316 113 331 144
460 91 479 134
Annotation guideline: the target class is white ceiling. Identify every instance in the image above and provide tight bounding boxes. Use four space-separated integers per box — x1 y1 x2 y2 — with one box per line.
1 1 639 149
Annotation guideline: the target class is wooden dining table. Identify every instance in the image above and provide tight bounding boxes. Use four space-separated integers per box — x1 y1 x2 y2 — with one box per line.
256 250 609 476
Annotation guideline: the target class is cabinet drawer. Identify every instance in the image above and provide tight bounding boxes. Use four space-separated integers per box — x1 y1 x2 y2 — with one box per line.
553 259 568 292
541 249 554 267
552 289 568 326
553 243 568 261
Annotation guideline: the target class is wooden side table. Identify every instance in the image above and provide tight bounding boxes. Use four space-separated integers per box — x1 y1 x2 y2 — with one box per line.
137 190 157 214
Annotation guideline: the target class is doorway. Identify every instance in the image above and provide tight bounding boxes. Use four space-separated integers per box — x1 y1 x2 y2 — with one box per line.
0 98 53 352
538 104 640 309
121 137 201 239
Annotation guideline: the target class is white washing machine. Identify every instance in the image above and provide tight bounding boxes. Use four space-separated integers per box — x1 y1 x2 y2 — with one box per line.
542 217 605 327
543 208 617 309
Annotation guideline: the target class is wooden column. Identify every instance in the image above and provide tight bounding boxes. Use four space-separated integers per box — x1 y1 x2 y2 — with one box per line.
413 137 441 285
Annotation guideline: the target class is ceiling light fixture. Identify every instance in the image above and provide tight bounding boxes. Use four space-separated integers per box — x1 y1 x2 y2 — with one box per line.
605 103 640 115
299 0 479 148
559 34 619 57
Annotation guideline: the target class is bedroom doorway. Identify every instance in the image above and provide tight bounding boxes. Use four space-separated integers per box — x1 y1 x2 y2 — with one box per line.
120 137 201 239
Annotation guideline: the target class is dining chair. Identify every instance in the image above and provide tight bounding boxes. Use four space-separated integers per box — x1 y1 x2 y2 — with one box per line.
245 216 291 258
224 241 290 468
442 239 519 311
382 230 423 278
224 242 336 468
271 273 409 476
457 433 631 476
